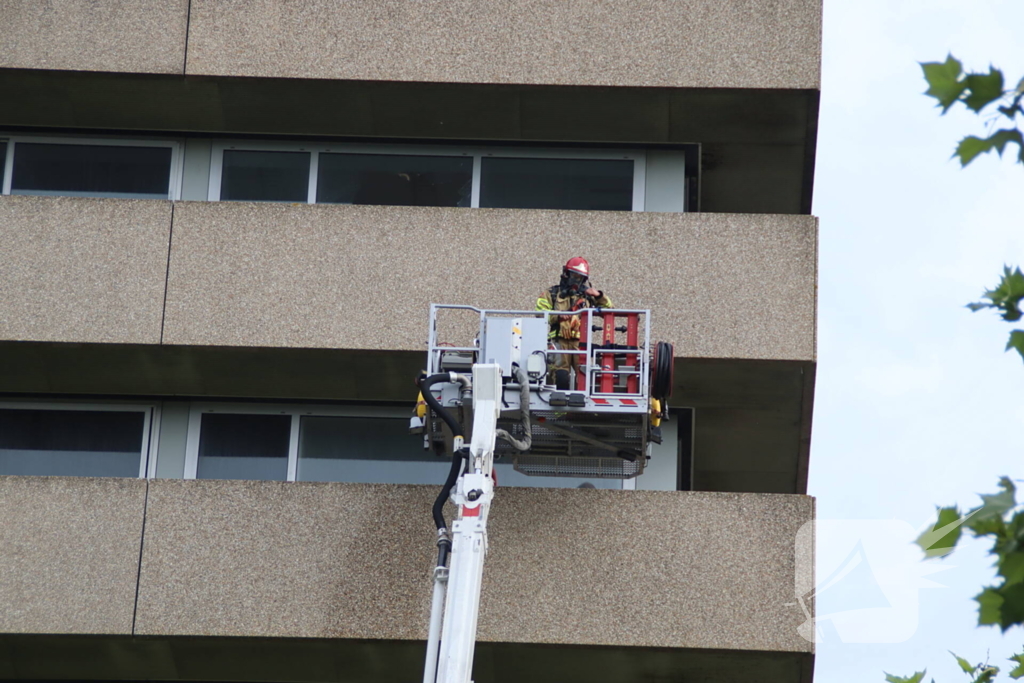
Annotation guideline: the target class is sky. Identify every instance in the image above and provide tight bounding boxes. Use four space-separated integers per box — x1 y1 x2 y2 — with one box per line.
810 0 1024 680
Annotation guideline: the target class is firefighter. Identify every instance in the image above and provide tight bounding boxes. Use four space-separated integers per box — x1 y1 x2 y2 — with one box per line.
536 257 612 390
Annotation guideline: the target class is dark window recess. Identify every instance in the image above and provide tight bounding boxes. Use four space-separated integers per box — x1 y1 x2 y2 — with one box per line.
677 408 694 491
297 416 440 484
0 141 7 189
479 157 634 211
317 153 472 207
197 413 290 481
220 150 310 202
11 143 172 199
0 408 145 478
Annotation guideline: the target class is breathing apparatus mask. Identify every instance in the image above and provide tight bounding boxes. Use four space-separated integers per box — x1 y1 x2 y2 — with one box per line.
560 269 589 296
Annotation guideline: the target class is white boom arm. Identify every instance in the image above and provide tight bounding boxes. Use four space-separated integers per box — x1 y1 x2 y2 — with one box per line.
424 364 503 683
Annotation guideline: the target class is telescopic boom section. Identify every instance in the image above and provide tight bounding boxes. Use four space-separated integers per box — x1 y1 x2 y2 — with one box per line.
425 364 502 683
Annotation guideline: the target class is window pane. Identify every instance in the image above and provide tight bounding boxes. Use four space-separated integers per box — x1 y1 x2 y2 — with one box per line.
11 143 172 199
317 154 472 207
0 141 7 189
479 157 634 211
0 408 144 477
220 150 309 202
297 416 442 484
197 413 290 481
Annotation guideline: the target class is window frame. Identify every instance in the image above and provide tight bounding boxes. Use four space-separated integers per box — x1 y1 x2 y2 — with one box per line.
183 402 411 481
208 140 646 211
0 133 184 200
0 400 161 479
183 401 632 490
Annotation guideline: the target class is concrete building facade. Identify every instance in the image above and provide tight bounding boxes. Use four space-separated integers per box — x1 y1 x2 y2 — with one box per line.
0 1 820 681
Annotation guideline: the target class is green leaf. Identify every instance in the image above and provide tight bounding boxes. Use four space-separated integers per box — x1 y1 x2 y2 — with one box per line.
964 68 1006 112
956 129 1024 166
952 651 976 673
919 506 965 557
1010 510 1024 543
1009 650 1024 679
992 267 1024 321
957 136 996 166
970 516 1007 537
970 477 1018 525
1007 330 1024 362
976 267 1024 321
999 104 1023 119
977 587 1005 626
923 55 966 112
975 665 1001 683
1001 552 1024 587
1000 583 1024 630
886 671 927 683
991 129 1024 160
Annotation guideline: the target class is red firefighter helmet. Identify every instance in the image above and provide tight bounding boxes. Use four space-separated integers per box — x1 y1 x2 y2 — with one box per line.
564 257 590 278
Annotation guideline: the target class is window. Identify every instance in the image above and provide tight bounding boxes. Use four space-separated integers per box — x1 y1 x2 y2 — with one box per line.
317 153 472 207
297 415 440 483
220 150 310 203
479 157 634 211
0 403 155 478
183 403 622 488
196 413 291 481
0 136 181 200
210 142 645 211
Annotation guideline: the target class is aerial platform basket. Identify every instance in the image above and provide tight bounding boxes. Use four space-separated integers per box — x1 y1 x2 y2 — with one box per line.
421 304 673 479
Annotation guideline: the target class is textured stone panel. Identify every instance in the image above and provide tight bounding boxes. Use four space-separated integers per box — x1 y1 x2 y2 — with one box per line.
481 487 814 651
163 202 817 361
185 0 821 89
134 480 813 653
134 480 442 639
0 1 189 75
0 476 147 634
0 196 172 345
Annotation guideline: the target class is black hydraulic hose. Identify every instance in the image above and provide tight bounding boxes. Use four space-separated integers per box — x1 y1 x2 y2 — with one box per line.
434 448 464 531
433 448 465 567
419 372 468 567
418 373 465 441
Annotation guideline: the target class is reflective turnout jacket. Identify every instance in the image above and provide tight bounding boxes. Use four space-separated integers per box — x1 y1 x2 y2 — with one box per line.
535 286 613 340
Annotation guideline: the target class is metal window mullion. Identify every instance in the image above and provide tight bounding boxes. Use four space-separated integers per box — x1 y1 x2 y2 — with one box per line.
2 141 14 194
183 406 204 479
632 152 646 212
308 150 319 204
169 141 184 201
208 143 225 201
144 405 162 479
470 155 482 208
135 408 153 479
287 413 300 481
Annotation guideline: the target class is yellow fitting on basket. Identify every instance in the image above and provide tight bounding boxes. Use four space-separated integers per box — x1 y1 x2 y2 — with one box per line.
415 392 427 419
650 398 662 427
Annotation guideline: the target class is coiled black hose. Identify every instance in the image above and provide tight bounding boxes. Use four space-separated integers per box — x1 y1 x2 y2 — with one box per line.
652 341 675 401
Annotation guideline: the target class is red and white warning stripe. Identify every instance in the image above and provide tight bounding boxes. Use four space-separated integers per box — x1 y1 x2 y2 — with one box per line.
590 397 642 407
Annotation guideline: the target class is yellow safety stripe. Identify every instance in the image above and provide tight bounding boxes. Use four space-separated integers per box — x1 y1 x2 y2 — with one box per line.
536 298 553 310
